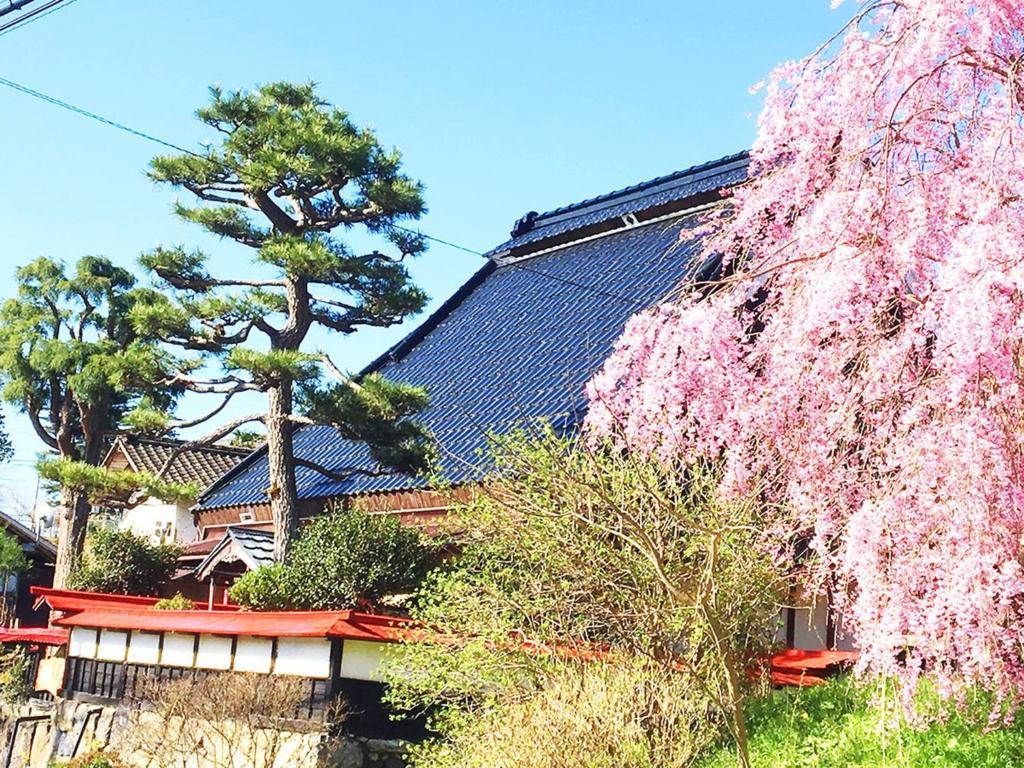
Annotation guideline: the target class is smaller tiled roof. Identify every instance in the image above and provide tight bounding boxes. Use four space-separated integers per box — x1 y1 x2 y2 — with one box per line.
0 510 56 563
193 526 275 580
179 538 220 560
106 436 250 492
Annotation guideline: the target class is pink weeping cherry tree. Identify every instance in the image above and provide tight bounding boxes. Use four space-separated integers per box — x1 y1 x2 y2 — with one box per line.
586 0 1024 715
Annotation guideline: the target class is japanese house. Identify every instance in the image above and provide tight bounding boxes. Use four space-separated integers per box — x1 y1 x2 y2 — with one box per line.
176 150 846 654
193 153 749 526
100 436 250 546
0 510 55 627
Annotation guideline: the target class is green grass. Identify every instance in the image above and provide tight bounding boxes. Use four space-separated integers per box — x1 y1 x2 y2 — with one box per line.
698 678 1024 768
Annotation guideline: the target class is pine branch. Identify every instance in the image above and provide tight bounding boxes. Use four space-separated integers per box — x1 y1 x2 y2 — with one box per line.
165 387 246 432
292 457 388 485
151 413 266 482
25 397 58 451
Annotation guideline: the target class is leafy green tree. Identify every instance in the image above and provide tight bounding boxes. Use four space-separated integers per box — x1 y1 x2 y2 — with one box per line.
0 529 29 626
0 646 31 709
68 526 181 596
227 430 264 450
0 257 189 588
229 507 438 610
133 82 433 561
385 429 787 768
0 417 13 466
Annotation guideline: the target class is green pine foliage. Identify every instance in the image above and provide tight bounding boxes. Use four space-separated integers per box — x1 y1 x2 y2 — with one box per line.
227 430 264 450
229 508 439 610
0 256 183 439
136 81 435 558
67 527 181 596
298 373 435 475
0 530 29 579
37 458 199 505
0 255 188 584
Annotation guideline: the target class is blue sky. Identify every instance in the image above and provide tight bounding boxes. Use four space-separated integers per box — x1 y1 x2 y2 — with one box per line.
0 0 852 512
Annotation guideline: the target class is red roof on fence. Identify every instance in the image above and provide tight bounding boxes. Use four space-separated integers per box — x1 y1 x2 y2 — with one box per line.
768 648 858 687
29 589 856 686
0 627 69 645
30 587 240 612
31 586 411 641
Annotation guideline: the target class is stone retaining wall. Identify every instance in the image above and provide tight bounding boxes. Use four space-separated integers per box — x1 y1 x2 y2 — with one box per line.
1 699 410 768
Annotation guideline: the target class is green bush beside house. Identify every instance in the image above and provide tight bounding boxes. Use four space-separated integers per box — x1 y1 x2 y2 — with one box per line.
68 527 180 596
230 508 440 611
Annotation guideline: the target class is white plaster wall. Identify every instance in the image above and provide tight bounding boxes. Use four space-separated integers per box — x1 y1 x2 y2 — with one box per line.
339 640 390 682
233 635 273 673
127 631 161 665
97 630 128 662
160 632 196 667
791 597 830 651
274 637 331 678
68 627 98 659
118 497 197 546
174 501 198 545
195 635 233 670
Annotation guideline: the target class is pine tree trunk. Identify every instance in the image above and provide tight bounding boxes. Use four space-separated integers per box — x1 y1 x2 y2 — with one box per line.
52 487 90 590
266 381 300 562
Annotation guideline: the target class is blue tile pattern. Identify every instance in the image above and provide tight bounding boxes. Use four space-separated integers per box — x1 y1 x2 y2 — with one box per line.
197 153 749 509
486 152 749 256
194 526 274 575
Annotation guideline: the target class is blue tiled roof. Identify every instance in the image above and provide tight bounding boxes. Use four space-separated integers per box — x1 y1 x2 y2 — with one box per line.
486 151 749 257
197 152 749 510
194 526 274 579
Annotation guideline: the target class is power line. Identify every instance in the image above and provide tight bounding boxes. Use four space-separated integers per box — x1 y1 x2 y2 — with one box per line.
392 225 640 306
0 0 75 36
393 225 482 256
0 74 194 154
0 73 643 307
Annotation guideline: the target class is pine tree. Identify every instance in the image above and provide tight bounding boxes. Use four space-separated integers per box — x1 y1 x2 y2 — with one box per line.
134 82 432 561
0 256 186 587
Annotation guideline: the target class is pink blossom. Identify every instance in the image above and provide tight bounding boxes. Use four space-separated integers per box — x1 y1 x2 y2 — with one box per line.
587 0 1024 712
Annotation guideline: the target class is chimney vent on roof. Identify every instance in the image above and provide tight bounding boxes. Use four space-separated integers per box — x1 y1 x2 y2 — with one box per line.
510 211 539 238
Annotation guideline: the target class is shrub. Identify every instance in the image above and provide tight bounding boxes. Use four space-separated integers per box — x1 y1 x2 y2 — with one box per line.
56 753 127 768
68 527 180 596
0 645 31 708
385 428 785 768
153 592 192 610
229 509 438 610
116 672 339 767
406 659 721 768
227 564 292 611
